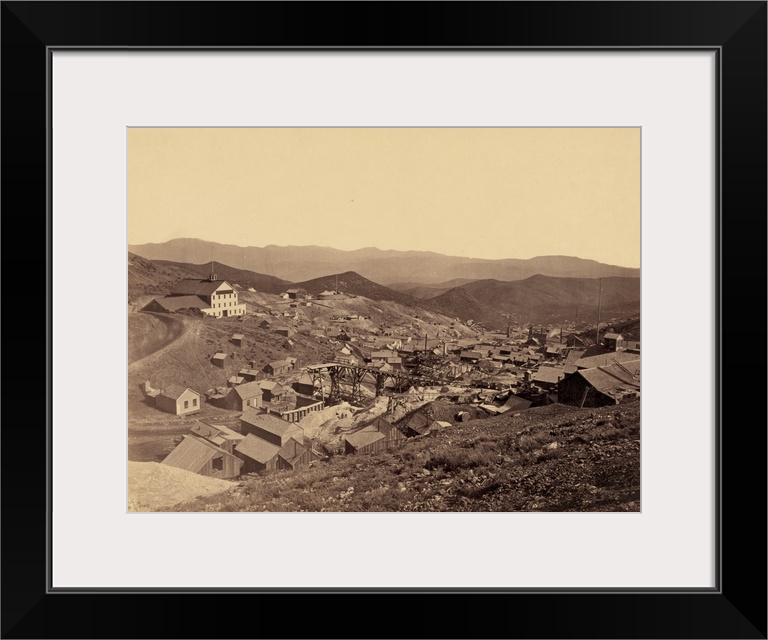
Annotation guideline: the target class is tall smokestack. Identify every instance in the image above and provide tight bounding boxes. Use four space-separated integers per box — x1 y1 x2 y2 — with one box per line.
595 278 602 345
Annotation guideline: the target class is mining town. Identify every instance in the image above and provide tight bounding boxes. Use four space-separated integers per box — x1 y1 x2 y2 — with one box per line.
127 246 641 513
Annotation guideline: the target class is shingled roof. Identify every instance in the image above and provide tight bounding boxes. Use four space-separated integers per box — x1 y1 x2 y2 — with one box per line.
170 279 233 297
278 438 310 466
576 360 640 401
235 433 281 464
230 380 263 400
574 351 639 370
160 384 200 401
149 295 210 312
345 427 386 449
532 367 565 385
240 409 303 444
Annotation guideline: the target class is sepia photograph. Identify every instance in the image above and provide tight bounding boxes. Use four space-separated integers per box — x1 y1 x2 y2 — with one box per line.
127 127 641 513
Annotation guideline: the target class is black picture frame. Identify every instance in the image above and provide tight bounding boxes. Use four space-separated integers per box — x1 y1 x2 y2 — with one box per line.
3 2 765 638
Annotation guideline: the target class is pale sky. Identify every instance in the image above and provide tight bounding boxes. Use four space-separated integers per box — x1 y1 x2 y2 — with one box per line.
128 128 640 267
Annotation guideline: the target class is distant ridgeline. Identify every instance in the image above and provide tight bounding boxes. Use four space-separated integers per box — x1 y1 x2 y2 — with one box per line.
128 239 640 284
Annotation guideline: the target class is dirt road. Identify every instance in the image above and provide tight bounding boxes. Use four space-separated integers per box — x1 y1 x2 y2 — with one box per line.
128 312 187 364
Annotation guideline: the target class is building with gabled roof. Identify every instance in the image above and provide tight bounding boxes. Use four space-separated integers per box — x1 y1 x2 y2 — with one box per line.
398 411 433 437
344 416 405 455
498 394 533 413
258 380 285 402
558 359 640 407
235 431 314 473
162 433 244 478
238 368 260 382
563 349 587 374
344 427 386 454
189 422 244 453
371 350 399 363
602 332 626 352
531 366 565 389
239 409 304 446
234 433 283 473
273 325 295 337
276 438 314 470
574 350 639 370
228 375 245 388
155 385 202 416
293 372 315 396
223 380 263 411
264 359 292 376
286 288 307 299
146 276 247 319
142 295 212 314
565 333 593 348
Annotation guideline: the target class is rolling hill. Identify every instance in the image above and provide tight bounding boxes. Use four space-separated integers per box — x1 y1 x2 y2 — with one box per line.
426 275 641 327
292 271 421 307
388 278 480 299
422 287 510 328
130 252 640 330
129 238 641 285
128 253 203 301
153 260 290 295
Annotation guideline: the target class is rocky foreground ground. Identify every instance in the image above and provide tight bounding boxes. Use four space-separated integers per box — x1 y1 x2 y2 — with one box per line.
156 400 640 513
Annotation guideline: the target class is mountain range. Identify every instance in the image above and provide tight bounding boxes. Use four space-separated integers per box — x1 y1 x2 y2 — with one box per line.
130 251 640 329
128 238 640 285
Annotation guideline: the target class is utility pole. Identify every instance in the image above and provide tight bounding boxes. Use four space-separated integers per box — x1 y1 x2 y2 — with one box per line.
595 278 602 345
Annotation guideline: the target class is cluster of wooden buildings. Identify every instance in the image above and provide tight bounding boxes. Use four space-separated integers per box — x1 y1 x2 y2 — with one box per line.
343 413 452 455
162 409 319 479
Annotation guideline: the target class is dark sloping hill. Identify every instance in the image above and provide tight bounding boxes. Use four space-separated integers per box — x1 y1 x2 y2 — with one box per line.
428 275 640 327
153 260 291 294
422 287 509 328
128 253 203 301
292 271 421 307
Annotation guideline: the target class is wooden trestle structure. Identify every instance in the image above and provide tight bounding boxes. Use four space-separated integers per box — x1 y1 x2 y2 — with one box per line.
304 362 431 405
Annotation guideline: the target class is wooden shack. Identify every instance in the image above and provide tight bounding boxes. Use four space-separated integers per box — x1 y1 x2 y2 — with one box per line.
162 434 243 479
239 409 304 446
398 411 432 437
224 380 263 411
275 438 314 471
235 433 282 473
259 380 285 402
155 385 202 416
264 359 292 376
189 422 244 454
238 368 260 382
558 360 640 408
293 372 315 396
344 416 405 454
344 427 387 455
211 352 227 368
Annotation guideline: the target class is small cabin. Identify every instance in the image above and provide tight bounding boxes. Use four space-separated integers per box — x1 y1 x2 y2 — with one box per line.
155 385 202 416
